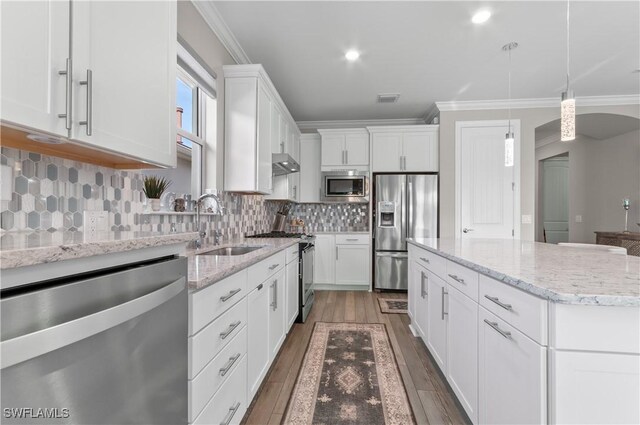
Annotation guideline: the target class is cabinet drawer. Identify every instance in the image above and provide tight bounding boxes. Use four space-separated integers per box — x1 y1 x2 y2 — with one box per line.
479 275 548 345
248 251 286 289
192 355 247 425
413 247 446 279
189 326 247 422
189 297 247 379
445 260 479 302
189 270 248 335
335 234 369 245
285 244 299 264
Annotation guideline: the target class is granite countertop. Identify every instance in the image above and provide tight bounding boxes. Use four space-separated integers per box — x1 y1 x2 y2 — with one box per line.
408 238 640 307
0 230 198 269
313 230 370 234
187 238 300 290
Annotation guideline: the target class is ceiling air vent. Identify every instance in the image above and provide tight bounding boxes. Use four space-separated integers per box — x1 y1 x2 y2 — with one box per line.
377 93 400 104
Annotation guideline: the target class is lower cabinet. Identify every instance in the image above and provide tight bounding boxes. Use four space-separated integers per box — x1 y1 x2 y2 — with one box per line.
478 308 546 425
335 244 369 285
410 260 429 339
247 282 270 400
314 234 335 284
426 271 447 370
286 256 299 329
314 233 371 287
268 268 286 360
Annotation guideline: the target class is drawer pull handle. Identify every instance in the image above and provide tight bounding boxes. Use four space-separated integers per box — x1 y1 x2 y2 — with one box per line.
420 271 428 298
257 283 264 290
220 288 242 302
220 402 241 425
220 321 241 340
484 319 512 340
268 263 280 271
448 274 465 284
441 287 448 320
484 295 513 311
346 238 359 241
420 257 430 264
219 353 241 377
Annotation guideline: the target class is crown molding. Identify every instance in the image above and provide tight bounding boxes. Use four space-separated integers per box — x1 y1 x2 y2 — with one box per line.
191 1 251 65
423 104 440 124
436 95 640 112
296 118 426 131
535 133 561 149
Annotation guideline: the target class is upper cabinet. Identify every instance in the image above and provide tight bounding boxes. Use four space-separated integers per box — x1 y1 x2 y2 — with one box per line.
298 133 322 203
369 125 439 172
318 129 369 168
224 64 300 194
1 0 177 168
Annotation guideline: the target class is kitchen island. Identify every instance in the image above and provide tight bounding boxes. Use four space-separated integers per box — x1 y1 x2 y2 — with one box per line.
407 238 639 425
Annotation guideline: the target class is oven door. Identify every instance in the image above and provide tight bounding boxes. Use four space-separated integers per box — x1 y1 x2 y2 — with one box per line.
322 173 368 203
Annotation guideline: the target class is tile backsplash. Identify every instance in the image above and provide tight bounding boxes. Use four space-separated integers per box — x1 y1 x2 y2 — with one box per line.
290 203 369 232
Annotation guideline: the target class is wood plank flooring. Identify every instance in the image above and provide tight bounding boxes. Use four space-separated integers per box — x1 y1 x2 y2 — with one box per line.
241 290 470 425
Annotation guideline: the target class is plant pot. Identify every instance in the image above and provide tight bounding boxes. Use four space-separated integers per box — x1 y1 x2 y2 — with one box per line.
150 198 161 212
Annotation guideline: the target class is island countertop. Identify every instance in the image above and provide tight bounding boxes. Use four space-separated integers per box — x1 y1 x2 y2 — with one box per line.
407 238 640 307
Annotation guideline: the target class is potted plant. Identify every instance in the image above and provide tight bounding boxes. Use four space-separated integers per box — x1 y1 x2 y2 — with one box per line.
143 176 171 211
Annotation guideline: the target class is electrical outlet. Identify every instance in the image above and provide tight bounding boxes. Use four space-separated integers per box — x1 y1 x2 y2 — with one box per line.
521 215 532 224
575 215 583 223
84 211 109 238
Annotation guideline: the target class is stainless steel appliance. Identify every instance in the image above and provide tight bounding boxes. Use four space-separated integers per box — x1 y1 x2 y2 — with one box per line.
321 170 369 203
272 153 300 176
374 174 438 290
0 256 188 425
246 232 315 322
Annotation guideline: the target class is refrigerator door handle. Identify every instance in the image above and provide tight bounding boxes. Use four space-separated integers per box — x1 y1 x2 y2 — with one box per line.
407 179 413 240
375 252 409 259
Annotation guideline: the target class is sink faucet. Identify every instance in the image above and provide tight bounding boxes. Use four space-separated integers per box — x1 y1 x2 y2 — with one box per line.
194 192 224 249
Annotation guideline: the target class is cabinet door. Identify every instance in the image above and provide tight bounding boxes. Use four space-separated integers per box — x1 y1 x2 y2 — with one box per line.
286 259 299 330
446 286 478 423
71 1 176 167
270 103 281 154
279 115 288 154
257 83 273 193
247 283 270 399
288 172 299 202
371 133 402 172
299 134 322 202
426 271 447 370
413 263 429 341
291 130 300 162
479 308 546 425
321 134 345 166
1 0 70 137
313 235 335 284
344 133 369 166
269 268 286 360
403 131 439 172
335 245 369 285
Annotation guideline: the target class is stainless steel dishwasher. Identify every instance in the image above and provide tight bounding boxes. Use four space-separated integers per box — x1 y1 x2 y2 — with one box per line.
0 256 188 425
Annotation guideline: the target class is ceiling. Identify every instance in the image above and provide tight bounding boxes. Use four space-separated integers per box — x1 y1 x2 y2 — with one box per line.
535 113 640 141
213 1 640 122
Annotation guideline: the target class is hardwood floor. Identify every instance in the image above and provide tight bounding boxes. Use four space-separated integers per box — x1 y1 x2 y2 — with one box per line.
241 290 470 425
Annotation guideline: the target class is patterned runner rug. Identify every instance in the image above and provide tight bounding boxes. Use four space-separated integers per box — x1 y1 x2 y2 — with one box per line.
282 322 415 425
378 298 408 314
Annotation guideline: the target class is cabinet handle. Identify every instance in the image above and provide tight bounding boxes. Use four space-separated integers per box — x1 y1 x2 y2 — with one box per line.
257 283 264 290
484 319 512 340
220 288 241 302
268 263 280 271
270 280 278 310
441 287 448 320
345 150 348 164
336 246 339 260
220 321 241 340
420 257 430 264
346 238 358 241
420 271 428 298
400 155 403 170
448 274 466 285
79 69 93 135
58 58 72 130
280 141 284 153
219 353 241 377
484 295 513 311
220 402 241 425
294 185 297 200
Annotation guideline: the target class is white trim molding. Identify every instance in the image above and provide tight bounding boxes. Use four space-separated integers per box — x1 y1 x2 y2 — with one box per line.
423 104 440 124
296 118 425 131
190 1 251 65
437 95 640 112
535 133 561 150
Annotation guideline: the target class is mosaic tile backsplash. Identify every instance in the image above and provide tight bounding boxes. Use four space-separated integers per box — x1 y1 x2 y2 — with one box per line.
290 203 369 232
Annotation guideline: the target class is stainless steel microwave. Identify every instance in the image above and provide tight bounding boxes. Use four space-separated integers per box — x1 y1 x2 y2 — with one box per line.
321 171 369 203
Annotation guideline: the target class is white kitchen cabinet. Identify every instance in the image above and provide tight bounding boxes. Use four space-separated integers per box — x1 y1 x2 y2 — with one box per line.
335 245 369 285
1 0 70 138
247 282 270 400
270 103 282 155
478 308 546 425
286 253 299 330
268 268 286 360
71 0 176 167
411 261 429 340
318 129 369 168
446 285 478 423
299 134 322 203
314 235 336 284
369 126 439 172
426 270 447 370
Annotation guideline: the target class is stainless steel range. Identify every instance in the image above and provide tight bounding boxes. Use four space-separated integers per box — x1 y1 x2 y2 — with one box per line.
247 232 315 322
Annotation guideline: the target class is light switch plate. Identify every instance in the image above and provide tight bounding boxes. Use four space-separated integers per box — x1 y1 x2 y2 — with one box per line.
575 215 583 223
521 215 532 224
83 211 109 238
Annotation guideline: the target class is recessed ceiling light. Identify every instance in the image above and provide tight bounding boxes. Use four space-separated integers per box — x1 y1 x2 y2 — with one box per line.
345 50 360 61
472 10 491 24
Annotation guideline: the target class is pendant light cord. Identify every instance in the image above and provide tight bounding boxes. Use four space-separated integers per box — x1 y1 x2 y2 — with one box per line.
508 47 512 129
566 0 571 91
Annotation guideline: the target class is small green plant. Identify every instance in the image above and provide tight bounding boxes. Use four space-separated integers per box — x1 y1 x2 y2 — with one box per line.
143 175 171 199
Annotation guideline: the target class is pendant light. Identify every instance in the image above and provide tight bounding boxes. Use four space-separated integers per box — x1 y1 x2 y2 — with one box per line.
561 0 576 142
503 42 518 167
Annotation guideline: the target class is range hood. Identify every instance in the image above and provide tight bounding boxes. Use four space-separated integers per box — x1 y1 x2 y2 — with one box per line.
272 153 300 176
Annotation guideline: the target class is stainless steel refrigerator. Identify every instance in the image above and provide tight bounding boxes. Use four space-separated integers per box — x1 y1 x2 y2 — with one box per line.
374 174 438 290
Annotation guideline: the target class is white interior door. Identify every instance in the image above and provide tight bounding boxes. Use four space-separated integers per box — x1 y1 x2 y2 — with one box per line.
542 157 569 243
457 121 520 239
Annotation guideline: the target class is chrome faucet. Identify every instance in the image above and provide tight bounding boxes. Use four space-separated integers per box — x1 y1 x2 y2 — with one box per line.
194 192 224 249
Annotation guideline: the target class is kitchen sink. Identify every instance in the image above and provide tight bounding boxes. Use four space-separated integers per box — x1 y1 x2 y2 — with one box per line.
197 246 266 256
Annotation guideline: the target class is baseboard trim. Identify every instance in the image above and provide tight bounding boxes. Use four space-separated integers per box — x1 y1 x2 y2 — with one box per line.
314 284 370 291
408 323 419 337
